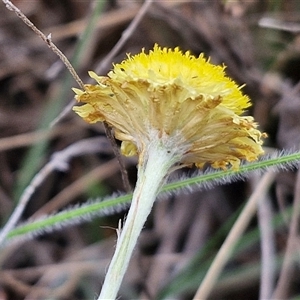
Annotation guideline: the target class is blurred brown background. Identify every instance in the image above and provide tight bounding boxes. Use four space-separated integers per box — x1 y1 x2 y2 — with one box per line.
1 1 300 299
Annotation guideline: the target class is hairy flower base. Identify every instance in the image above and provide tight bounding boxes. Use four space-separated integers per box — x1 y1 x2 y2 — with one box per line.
73 45 265 170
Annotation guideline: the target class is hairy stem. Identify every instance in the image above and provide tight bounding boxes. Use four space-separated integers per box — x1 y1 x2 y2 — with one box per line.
98 140 179 299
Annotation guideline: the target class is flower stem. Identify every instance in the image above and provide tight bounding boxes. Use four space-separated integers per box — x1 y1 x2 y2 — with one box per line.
98 140 179 299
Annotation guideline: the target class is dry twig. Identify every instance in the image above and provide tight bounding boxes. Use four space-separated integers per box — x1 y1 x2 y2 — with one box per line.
193 171 276 300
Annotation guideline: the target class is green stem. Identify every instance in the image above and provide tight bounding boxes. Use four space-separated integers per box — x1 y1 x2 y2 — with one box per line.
98 139 179 299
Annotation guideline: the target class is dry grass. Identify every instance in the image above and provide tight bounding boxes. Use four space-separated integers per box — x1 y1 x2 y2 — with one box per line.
1 1 300 299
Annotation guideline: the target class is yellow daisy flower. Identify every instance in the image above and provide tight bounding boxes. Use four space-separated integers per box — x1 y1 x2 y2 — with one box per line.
73 44 265 170
74 45 267 299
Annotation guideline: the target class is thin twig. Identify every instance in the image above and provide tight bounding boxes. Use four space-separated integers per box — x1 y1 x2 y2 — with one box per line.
95 0 154 74
80 0 154 192
103 123 132 193
53 0 154 126
193 171 276 300
0 125 76 152
50 0 153 193
31 158 121 219
0 138 110 245
272 167 300 299
2 0 132 197
1 0 85 90
256 177 276 300
0 163 53 245
93 0 154 193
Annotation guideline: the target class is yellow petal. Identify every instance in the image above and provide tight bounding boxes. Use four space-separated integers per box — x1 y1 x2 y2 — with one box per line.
73 45 266 170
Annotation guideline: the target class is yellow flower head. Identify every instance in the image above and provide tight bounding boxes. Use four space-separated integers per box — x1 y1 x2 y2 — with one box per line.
73 44 265 170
